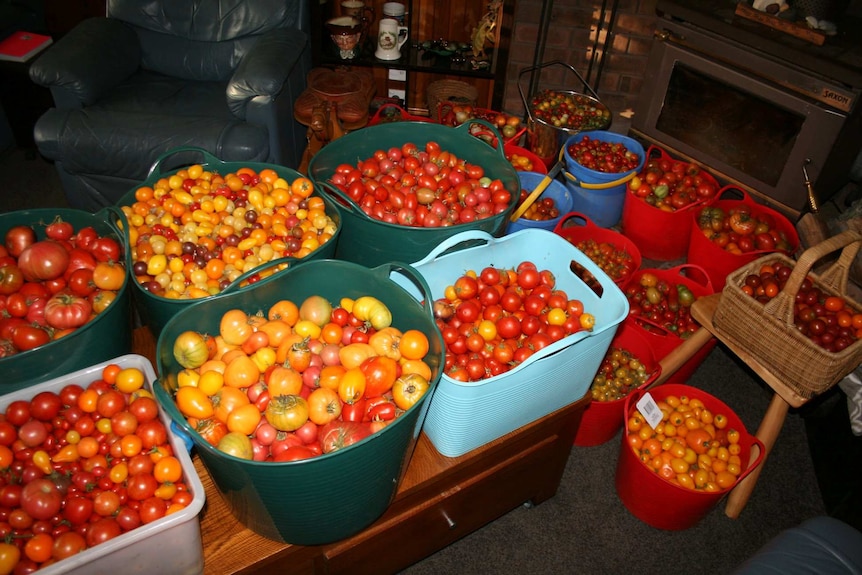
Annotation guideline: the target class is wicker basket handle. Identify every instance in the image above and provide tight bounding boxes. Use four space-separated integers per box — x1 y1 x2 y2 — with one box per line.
763 230 862 324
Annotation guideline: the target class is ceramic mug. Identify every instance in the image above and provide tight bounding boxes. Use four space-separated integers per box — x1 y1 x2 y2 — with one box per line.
382 2 406 24
326 16 363 60
375 17 408 61
341 0 374 27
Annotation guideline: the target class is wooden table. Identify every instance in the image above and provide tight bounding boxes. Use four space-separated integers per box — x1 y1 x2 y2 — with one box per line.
133 327 591 574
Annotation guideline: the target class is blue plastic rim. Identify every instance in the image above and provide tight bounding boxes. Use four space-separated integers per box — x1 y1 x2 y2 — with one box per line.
562 130 646 184
559 131 645 228
506 171 574 234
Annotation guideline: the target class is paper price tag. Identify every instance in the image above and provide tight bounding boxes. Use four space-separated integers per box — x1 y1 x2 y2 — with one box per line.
636 392 663 429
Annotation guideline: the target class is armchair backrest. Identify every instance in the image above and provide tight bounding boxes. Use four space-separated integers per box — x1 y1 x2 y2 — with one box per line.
106 0 309 82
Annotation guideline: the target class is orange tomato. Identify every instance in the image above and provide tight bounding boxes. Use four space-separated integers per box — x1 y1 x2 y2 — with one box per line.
266 365 303 397
307 387 342 425
153 455 183 483
213 386 250 424
219 309 256 346
92 260 125 290
399 329 430 360
226 403 262 435
175 386 214 419
223 354 261 388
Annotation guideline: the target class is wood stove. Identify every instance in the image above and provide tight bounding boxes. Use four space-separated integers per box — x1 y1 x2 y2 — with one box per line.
631 0 862 216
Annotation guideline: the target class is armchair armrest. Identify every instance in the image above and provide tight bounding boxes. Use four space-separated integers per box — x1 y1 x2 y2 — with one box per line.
226 28 309 119
29 18 141 108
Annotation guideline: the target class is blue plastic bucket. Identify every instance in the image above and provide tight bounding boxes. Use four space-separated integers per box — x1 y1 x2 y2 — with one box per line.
561 131 645 228
506 171 574 234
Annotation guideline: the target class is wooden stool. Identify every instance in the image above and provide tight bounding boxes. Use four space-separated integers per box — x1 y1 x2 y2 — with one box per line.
294 67 376 174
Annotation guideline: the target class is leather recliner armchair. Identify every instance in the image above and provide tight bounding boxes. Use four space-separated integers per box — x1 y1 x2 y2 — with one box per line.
29 0 311 211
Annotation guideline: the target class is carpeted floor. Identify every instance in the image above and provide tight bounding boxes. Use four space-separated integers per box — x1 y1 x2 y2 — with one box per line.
2 145 860 574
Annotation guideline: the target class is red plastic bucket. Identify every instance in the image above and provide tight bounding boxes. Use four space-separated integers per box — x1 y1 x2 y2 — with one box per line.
574 322 661 446
504 144 548 174
553 212 642 290
620 146 720 261
615 383 765 530
625 264 717 382
687 186 800 289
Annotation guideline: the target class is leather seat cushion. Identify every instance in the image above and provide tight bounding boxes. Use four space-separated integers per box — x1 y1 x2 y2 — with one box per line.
34 107 268 180
94 70 234 119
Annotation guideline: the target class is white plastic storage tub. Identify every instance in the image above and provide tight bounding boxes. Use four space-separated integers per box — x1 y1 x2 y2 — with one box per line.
0 354 205 575
393 229 629 457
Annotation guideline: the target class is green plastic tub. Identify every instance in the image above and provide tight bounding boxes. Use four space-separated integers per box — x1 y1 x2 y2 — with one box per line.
115 148 342 337
0 208 132 392
307 121 521 267
153 258 443 545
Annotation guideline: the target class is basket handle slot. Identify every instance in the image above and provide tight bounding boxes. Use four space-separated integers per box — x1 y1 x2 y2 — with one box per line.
411 230 495 267
144 146 216 180
96 205 129 247
221 255 300 295
763 230 862 324
553 211 597 234
380 262 436 322
715 185 753 204
569 259 603 297
666 264 714 293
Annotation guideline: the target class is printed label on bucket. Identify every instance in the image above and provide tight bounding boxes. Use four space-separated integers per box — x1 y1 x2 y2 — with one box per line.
636 393 663 429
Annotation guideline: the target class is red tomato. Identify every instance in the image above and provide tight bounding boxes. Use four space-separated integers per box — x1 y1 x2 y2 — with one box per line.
5 225 36 257
44 293 92 330
0 264 23 295
12 325 51 351
17 241 70 282
20 478 62 521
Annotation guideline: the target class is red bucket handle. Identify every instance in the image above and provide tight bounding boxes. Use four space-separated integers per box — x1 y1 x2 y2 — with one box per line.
715 185 755 205
553 211 600 234
664 264 714 293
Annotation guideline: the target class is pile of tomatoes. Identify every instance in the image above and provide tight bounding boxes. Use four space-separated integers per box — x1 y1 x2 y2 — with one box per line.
328 141 513 228
514 190 560 222
741 262 862 352
566 135 641 175
505 149 537 172
120 168 338 301
625 272 701 339
433 261 595 382
628 156 718 212
627 392 744 492
0 364 193 573
570 238 637 285
438 104 523 143
529 90 611 132
0 220 125 357
696 205 794 255
168 295 434 462
590 347 652 402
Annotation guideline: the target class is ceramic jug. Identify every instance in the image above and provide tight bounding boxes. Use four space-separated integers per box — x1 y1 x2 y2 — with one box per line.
375 18 408 60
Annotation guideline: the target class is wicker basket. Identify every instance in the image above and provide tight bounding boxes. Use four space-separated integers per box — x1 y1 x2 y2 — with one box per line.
713 230 862 399
426 80 478 121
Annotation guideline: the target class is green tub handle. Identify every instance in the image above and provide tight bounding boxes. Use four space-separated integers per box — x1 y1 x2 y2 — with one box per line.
377 261 436 321
220 255 301 295
410 230 497 268
143 146 222 181
455 119 508 159
317 180 359 216
94 205 130 243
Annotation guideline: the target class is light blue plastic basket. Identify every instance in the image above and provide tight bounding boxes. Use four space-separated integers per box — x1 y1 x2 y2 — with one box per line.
391 228 629 457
